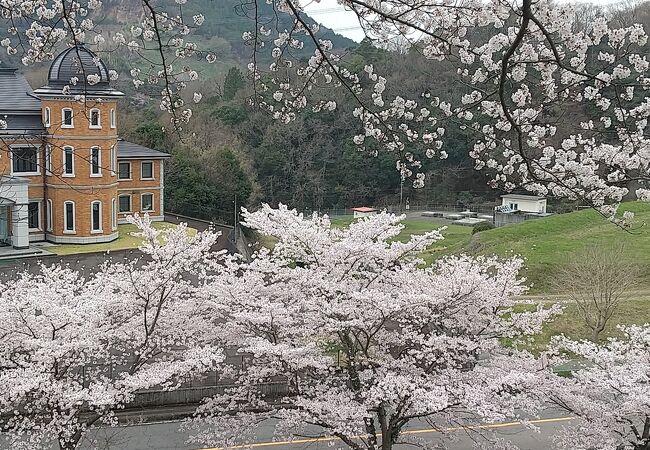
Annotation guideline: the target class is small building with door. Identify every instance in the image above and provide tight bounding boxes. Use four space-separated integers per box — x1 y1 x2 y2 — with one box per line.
351 207 379 218
500 194 547 214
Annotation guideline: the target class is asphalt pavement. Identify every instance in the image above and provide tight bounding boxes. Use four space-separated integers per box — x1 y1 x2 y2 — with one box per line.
62 414 574 450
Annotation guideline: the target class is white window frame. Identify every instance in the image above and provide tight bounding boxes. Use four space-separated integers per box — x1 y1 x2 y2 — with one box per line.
10 145 40 176
111 198 117 230
45 144 52 175
90 200 102 233
118 194 131 213
62 146 75 177
44 107 51 127
90 146 101 177
62 108 74 128
27 201 41 231
140 161 154 180
46 199 53 232
89 108 101 129
140 193 154 212
118 161 131 180
110 145 116 176
63 201 76 234
110 108 116 129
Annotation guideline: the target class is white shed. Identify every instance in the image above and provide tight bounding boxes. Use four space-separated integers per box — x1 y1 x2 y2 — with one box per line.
351 207 379 218
500 194 547 214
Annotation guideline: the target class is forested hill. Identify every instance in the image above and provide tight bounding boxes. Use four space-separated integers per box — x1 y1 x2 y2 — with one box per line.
100 0 357 59
122 0 650 226
2 0 356 82
121 38 495 225
179 0 358 59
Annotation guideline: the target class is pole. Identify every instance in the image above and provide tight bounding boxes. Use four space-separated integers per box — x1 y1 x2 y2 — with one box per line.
234 193 237 244
400 178 404 213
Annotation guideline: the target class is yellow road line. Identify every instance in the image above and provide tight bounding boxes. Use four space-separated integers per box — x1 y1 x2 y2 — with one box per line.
200 416 574 449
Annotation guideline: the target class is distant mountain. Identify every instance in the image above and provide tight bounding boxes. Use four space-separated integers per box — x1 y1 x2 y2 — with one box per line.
182 0 358 59
96 0 357 64
2 0 358 80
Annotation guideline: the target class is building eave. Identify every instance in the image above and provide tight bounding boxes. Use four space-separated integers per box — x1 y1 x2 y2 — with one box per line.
32 88 125 99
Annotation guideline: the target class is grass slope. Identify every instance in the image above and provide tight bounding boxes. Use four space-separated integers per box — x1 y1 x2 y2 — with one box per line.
459 202 650 292
325 204 650 293
260 208 650 346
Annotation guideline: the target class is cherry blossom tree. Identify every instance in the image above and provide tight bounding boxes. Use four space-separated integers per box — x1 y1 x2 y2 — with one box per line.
241 0 650 223
2 0 649 216
546 326 650 450
0 216 224 450
185 204 559 449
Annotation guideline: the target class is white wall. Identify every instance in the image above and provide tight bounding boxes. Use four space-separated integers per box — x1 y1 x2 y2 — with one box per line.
353 211 378 218
1 179 30 248
501 197 547 213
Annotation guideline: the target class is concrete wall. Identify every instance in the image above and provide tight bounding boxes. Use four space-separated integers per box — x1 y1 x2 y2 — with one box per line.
495 211 551 227
501 197 547 213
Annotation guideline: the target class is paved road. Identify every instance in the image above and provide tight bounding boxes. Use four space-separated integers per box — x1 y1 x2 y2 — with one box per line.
0 214 237 280
65 415 573 450
0 248 142 279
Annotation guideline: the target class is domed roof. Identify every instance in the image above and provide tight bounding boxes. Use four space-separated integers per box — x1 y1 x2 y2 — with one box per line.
48 44 110 87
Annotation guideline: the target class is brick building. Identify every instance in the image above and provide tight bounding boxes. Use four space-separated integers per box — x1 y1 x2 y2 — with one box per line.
0 45 170 248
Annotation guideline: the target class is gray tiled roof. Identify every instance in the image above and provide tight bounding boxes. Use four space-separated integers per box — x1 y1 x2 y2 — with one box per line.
48 45 110 87
34 45 124 97
0 114 44 136
0 68 42 112
117 140 171 159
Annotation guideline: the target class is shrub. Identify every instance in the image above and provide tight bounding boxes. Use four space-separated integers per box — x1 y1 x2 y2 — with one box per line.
472 221 495 234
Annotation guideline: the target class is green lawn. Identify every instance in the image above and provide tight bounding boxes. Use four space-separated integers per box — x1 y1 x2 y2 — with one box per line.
47 222 197 255
453 202 650 292
507 294 650 354
259 203 650 293
254 208 650 346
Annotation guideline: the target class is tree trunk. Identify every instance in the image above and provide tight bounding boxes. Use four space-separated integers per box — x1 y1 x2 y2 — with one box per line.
591 324 605 342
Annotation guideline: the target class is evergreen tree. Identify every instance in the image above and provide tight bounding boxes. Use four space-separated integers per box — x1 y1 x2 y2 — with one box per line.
223 67 245 100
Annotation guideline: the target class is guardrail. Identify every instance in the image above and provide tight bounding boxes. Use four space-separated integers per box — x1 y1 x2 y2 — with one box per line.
130 382 290 408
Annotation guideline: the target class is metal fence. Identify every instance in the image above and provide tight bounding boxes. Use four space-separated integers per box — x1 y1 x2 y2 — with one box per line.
300 203 498 218
130 382 290 409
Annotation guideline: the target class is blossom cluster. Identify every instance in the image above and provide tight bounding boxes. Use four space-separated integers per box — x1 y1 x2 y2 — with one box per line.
245 0 650 219
0 207 648 450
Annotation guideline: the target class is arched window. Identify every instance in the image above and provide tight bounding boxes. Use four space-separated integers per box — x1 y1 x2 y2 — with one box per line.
118 195 131 213
110 145 116 175
91 201 102 232
45 144 52 175
43 107 51 127
141 193 154 212
64 201 75 233
89 108 101 128
110 108 116 128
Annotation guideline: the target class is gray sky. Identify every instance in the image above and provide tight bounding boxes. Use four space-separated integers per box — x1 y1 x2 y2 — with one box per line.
302 0 626 43
303 0 367 42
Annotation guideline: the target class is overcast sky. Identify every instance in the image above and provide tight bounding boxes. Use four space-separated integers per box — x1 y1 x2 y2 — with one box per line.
302 0 367 42
302 0 627 42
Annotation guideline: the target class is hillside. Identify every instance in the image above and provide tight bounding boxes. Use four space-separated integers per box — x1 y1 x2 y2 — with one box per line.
1 0 357 88
98 0 357 78
421 202 650 292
